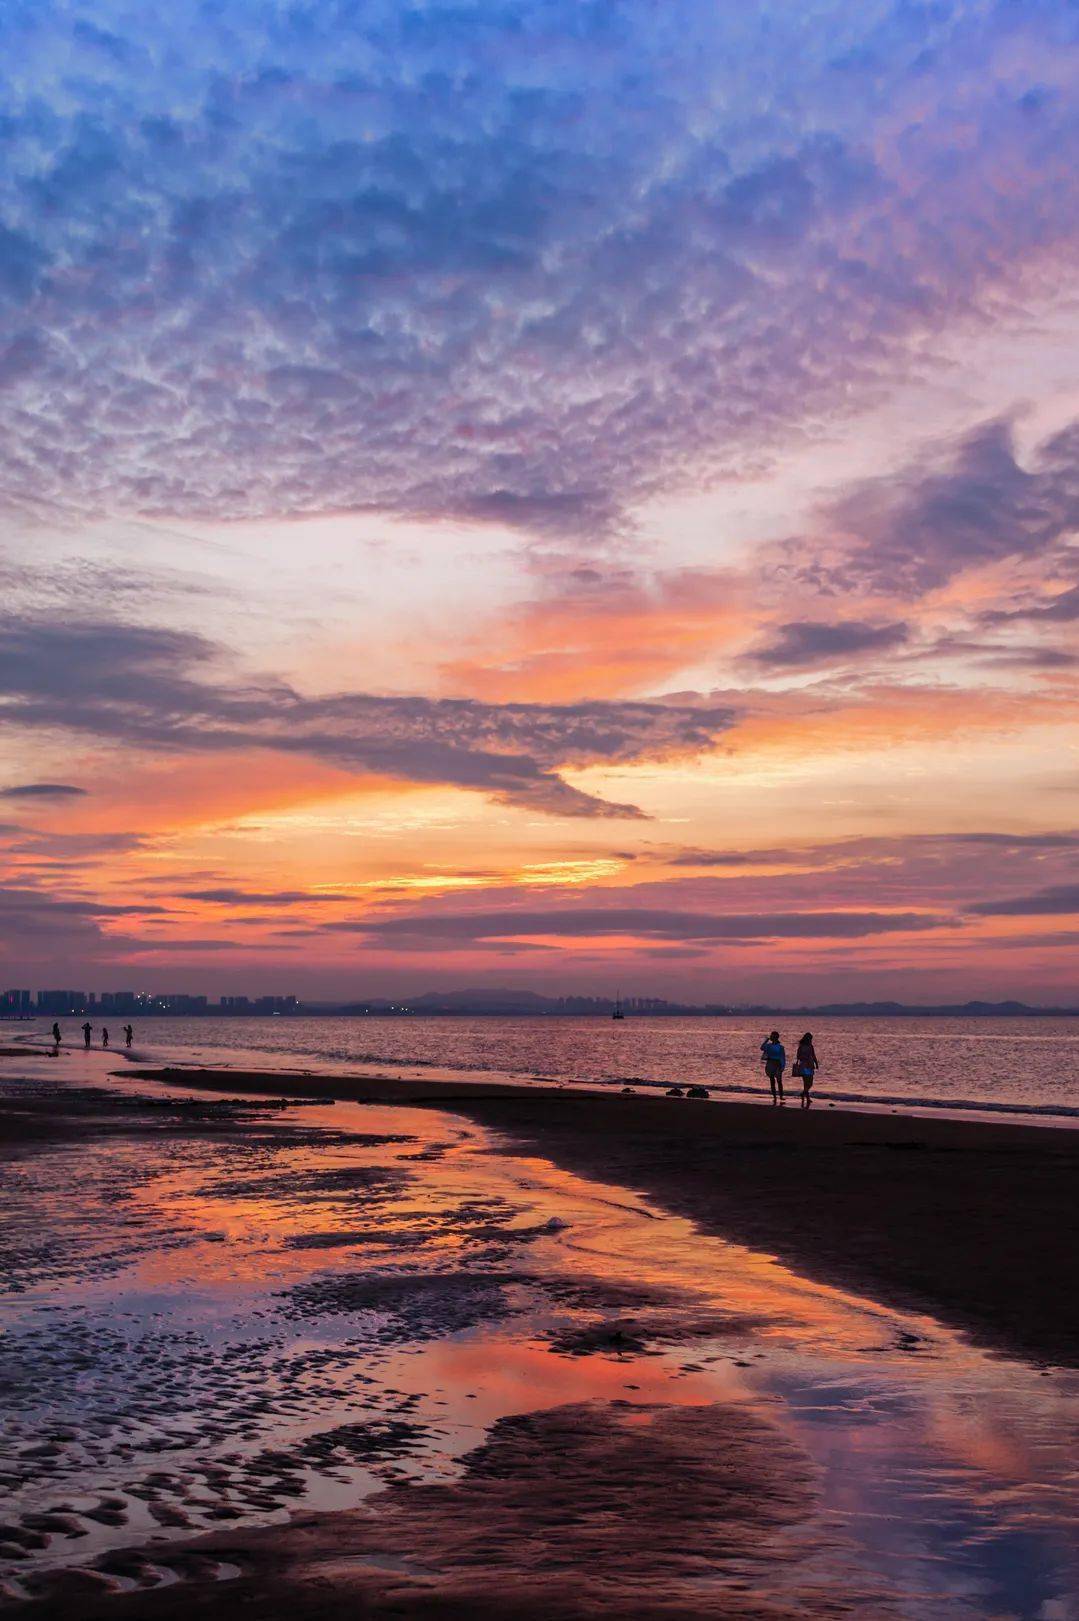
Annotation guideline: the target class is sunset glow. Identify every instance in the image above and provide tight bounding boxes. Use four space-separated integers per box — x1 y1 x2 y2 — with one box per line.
2 1 1077 1002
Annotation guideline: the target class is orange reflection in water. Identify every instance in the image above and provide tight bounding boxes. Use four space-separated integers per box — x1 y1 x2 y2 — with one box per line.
4 1059 1079 1618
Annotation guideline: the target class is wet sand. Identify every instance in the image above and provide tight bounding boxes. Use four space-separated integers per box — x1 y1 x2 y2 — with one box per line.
3 1051 1078 1618
20 1407 843 1620
130 1065 1079 1368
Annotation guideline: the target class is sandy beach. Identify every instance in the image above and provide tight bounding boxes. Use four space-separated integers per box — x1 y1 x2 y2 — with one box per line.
130 1064 1079 1368
2 1051 1077 1618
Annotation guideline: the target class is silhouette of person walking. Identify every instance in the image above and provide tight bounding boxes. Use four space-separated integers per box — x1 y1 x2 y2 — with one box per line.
82 1021 92 1048
795 1032 819 1108
51 1022 61 1046
101 1026 109 1048
761 1031 786 1105
124 1024 133 1047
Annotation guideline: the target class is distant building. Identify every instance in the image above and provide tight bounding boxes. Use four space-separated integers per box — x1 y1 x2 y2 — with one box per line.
26 988 299 1016
36 990 89 1014
132 993 208 1015
253 995 299 1014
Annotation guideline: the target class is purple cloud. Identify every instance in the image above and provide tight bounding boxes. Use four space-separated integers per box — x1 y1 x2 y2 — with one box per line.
0 4 1076 539
969 884 1079 916
0 617 735 818
981 582 1079 626
328 905 948 945
806 419 1079 594
0 782 87 800
746 619 909 670
181 888 354 906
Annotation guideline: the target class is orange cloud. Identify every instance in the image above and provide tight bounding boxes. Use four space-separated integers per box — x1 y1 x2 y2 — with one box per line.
724 680 1078 756
441 567 746 701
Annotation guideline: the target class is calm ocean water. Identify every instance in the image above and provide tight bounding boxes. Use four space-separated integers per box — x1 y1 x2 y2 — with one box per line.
17 1013 1079 1122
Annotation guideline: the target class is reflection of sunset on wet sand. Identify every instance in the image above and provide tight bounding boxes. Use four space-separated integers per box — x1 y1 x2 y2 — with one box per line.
1 1045 1076 1617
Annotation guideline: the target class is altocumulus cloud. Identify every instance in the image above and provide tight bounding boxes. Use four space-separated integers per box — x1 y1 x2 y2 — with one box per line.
0 3 1077 535
0 618 734 817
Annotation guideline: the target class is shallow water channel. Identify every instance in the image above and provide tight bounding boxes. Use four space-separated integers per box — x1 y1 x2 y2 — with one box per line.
1 1050 1076 1617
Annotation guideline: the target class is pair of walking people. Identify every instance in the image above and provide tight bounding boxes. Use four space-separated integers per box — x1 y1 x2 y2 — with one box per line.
760 1031 818 1107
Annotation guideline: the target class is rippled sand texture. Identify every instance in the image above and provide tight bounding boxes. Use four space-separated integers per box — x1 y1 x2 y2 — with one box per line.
1 1048 1077 1618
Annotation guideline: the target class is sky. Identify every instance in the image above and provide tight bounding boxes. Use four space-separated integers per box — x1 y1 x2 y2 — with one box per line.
1 0 1077 1005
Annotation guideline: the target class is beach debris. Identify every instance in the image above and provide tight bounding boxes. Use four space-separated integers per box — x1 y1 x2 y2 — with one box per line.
666 1087 685 1097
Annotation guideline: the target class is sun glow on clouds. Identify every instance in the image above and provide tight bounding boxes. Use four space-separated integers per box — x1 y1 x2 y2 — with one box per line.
1 0 1077 999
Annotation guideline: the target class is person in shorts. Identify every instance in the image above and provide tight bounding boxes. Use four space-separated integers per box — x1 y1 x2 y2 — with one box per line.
761 1031 786 1104
795 1032 819 1108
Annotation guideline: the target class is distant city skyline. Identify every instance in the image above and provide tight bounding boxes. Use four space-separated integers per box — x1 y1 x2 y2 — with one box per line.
5 986 1076 1019
2 3 1077 1002
4 989 300 1016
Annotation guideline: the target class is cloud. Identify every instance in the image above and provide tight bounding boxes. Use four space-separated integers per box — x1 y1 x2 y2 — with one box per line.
441 561 747 702
180 887 354 906
625 832 1079 926
0 830 149 868
804 418 1079 594
666 850 763 868
745 619 909 669
330 905 948 946
0 617 736 817
981 582 1079 626
0 552 223 616
0 885 174 965
0 887 110 957
0 885 122 921
667 831 1079 871
935 833 1079 851
978 646 1076 671
972 929 1079 950
121 938 280 953
968 884 1079 916
0 782 87 799
0 5 1077 537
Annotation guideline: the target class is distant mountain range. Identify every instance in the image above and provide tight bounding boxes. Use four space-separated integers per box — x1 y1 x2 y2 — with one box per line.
735 999 1079 1018
317 990 1078 1018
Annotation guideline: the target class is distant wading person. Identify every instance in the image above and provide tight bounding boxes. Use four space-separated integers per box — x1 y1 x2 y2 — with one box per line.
51 1022 61 1046
82 1021 92 1048
761 1031 786 1105
795 1032 819 1109
124 1024 133 1047
102 1027 109 1048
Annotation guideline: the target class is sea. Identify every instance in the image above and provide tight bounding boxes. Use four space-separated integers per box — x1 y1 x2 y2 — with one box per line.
14 1012 1079 1123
